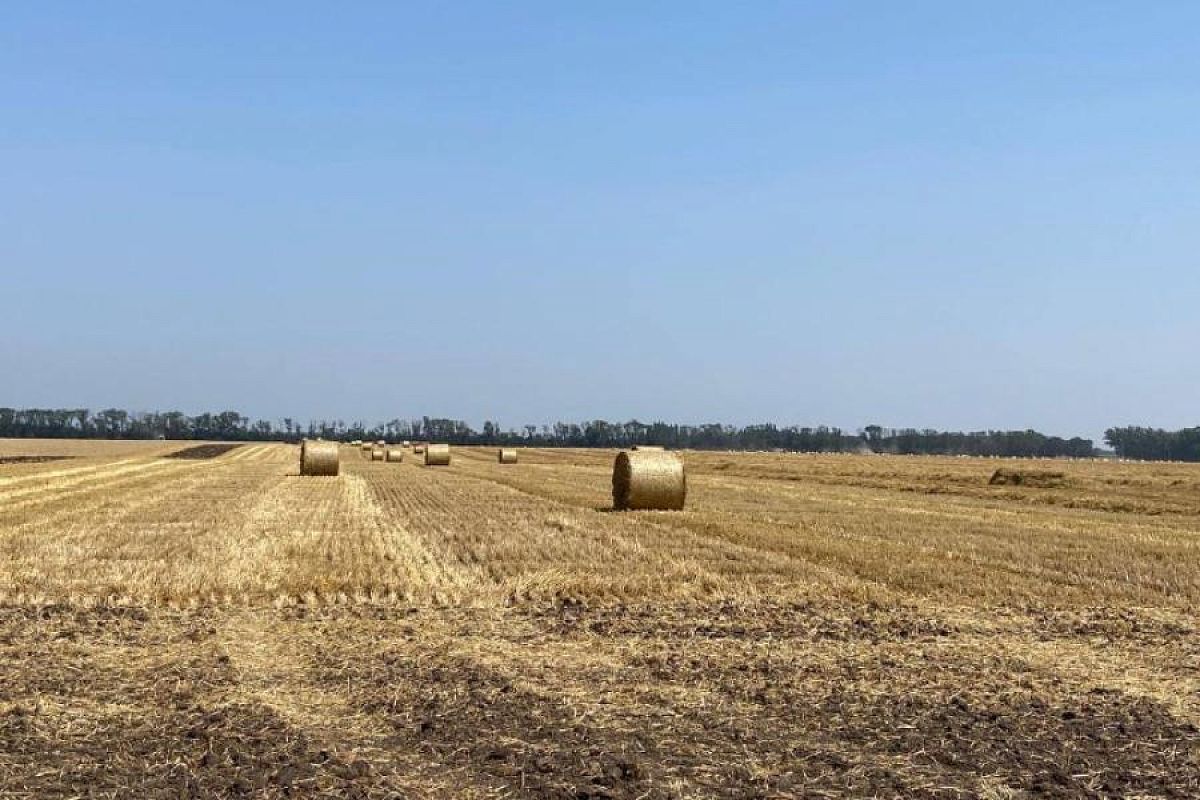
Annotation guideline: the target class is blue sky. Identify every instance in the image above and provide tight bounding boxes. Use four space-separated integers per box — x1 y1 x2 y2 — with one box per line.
2 2 1197 439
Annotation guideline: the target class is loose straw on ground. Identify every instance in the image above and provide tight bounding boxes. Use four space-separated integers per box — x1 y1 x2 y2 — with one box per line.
989 468 1066 488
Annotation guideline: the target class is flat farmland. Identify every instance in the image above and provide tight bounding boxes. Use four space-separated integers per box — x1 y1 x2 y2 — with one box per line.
1 440 1199 798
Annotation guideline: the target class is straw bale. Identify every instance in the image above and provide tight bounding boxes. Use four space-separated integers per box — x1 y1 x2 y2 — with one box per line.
612 450 686 510
300 440 339 476
424 443 451 466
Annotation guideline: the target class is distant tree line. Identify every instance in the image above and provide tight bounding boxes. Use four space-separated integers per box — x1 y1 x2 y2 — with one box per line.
1104 426 1200 461
0 406 1110 458
860 425 1095 458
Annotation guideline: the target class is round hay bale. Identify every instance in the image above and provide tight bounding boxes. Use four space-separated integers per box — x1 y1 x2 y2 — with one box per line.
612 450 685 510
413 443 426 455
631 445 665 451
376 439 387 447
424 443 451 466
386 448 404 463
371 448 385 461
300 440 339 477
498 448 518 464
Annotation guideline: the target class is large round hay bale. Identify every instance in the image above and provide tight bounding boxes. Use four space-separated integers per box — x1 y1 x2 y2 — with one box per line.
300 440 339 476
371 448 385 461
386 448 404 463
632 445 665 451
424 443 451 466
498 448 518 464
612 450 685 510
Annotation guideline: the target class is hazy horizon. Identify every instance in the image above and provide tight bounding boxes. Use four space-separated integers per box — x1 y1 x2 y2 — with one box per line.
4 3 1197 445
0 402 1122 446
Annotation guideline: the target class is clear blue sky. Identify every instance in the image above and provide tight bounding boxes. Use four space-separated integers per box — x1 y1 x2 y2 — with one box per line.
3 2 1197 440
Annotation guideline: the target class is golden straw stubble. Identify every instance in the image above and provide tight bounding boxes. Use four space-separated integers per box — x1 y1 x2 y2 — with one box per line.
299 440 339 476
612 450 686 510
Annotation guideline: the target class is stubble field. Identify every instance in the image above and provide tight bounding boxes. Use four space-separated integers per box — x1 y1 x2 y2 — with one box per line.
1 439 1198 798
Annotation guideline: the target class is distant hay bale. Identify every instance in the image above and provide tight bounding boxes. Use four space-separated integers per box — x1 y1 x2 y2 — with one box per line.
376 439 387 447
371 448 385 461
988 468 1066 488
385 448 404 463
632 445 665 451
402 440 412 447
498 448 518 464
413 443 426 455
612 450 686 510
424 443 451 466
299 440 339 477
351 439 362 446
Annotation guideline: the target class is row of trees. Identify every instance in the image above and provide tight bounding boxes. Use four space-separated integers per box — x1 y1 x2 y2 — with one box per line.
862 426 1095 458
1104 426 1200 461
0 406 1109 458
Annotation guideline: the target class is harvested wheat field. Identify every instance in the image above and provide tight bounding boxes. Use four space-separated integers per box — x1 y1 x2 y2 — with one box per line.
2 439 1199 798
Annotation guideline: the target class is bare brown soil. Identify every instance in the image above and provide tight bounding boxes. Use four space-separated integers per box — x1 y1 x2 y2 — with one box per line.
0 455 74 465
165 443 245 460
